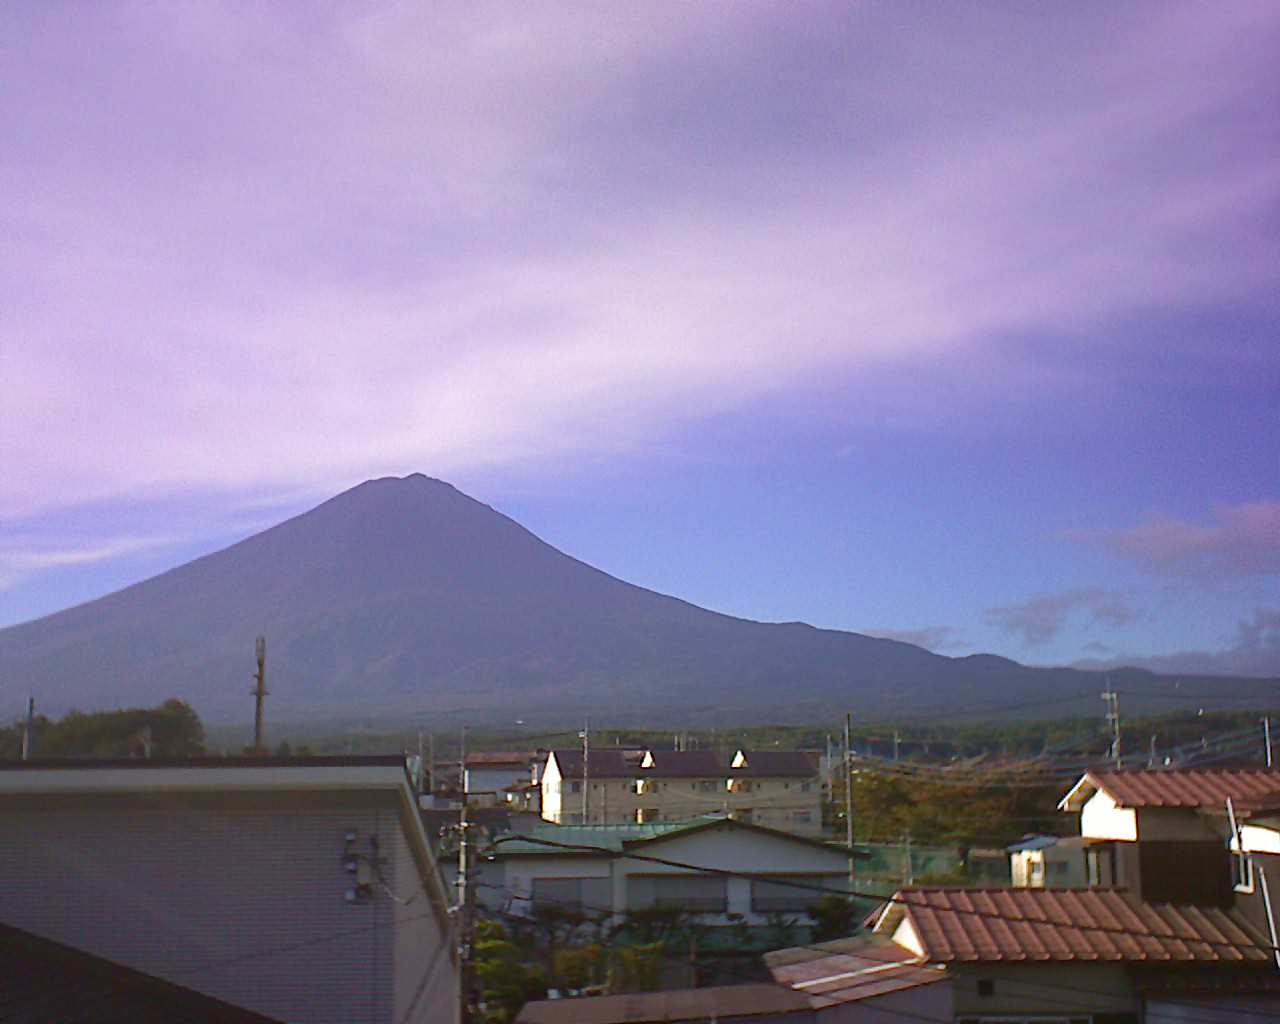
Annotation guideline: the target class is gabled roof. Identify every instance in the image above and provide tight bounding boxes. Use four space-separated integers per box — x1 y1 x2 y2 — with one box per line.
548 748 646 780
729 750 818 778
873 888 1270 964
638 749 723 777
1059 769 1280 813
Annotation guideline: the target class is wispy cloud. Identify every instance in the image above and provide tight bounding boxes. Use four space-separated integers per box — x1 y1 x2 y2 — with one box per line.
985 587 1137 647
866 626 966 653
1 4 1277 517
1063 501 1280 577
0 535 180 590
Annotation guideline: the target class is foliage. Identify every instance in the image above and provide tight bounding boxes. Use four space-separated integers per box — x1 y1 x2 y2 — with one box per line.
606 941 666 994
554 944 606 991
1 699 205 759
807 895 857 942
472 920 547 1024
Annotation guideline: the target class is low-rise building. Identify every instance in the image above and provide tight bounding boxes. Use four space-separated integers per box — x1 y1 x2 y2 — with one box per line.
0 756 457 1024
1007 834 1087 889
487 815 854 932
464 751 536 807
539 748 823 836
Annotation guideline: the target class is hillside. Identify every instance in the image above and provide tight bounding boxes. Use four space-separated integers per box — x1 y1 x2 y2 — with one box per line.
0 475 1271 724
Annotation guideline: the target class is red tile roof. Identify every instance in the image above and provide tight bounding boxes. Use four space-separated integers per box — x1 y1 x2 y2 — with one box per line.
876 888 1270 964
1063 770 1280 812
767 936 948 1007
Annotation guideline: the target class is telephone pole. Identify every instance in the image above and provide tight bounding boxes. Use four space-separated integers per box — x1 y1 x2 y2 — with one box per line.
1264 718 1273 769
20 696 34 761
1102 682 1121 768
251 636 268 754
456 800 474 1023
844 712 855 887
580 720 590 825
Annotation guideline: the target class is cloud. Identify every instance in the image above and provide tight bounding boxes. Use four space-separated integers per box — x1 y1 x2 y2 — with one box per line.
985 587 1138 647
1 4 1278 517
866 626 966 653
1063 501 1280 577
0 535 180 590
1073 608 1280 678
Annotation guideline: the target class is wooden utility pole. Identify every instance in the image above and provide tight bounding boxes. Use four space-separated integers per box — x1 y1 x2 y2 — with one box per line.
251 636 268 753
844 712 855 887
456 800 474 1023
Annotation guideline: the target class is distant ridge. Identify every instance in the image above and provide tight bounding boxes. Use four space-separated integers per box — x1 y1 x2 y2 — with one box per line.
0 475 1272 724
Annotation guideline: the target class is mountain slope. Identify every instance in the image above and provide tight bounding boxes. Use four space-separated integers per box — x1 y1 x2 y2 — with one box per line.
0 475 1270 723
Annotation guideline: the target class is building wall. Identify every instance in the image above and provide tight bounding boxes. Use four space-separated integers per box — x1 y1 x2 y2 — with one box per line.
0 791 455 1024
814 980 953 1023
465 766 529 798
950 962 1138 1018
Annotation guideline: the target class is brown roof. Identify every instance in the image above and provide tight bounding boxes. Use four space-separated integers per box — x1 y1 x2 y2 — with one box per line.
465 751 534 768
639 750 724 778
729 750 818 778
767 934 949 1007
515 983 808 1023
876 888 1271 964
1061 770 1280 812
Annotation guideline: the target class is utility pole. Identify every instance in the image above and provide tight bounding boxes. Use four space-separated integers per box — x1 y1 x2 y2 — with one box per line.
417 729 425 798
892 730 901 763
20 696 34 761
1102 682 1121 768
460 725 469 800
580 720 590 825
844 712 855 888
428 733 436 798
1264 718 1273 769
251 636 268 754
456 801 473 1023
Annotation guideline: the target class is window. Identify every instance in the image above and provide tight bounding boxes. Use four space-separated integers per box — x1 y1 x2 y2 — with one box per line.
653 875 728 913
800 782 812 792
751 877 824 914
570 781 582 794
793 810 812 824
531 877 610 915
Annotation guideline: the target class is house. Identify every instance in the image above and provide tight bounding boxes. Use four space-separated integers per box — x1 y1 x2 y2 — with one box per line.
486 815 854 933
464 751 536 807
1007 834 1087 889
1058 768 1280 906
866 886 1276 1022
539 748 824 836
0 756 457 1024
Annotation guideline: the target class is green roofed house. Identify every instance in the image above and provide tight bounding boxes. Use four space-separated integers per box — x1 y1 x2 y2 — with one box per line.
484 814 857 939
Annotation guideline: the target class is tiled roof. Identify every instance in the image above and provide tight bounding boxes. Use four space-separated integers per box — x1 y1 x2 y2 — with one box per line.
729 750 818 778
877 888 1270 964
1061 770 1280 812
640 750 723 778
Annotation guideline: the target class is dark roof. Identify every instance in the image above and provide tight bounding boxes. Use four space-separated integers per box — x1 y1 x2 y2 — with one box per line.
549 748 646 780
875 888 1271 964
0 921 281 1023
0 755 409 771
1061 770 1280 813
516 982 808 1023
640 750 723 777
729 750 818 778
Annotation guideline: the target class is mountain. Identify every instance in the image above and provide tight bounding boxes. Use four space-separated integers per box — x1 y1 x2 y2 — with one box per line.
1 474 1272 725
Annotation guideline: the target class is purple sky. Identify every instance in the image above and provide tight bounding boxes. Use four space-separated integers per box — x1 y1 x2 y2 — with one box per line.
3 3 1278 676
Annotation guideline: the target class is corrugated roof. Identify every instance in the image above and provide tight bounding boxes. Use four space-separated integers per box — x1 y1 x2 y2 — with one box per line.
1063 770 1280 812
516 983 808 1023
879 888 1270 964
767 934 948 1007
639 750 723 778
493 820 701 856
730 750 818 778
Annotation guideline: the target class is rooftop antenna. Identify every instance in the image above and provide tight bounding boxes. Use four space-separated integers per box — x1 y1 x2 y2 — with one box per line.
252 635 268 754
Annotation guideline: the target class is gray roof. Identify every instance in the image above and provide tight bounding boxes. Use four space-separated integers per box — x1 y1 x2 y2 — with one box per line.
640 750 723 778
730 750 818 778
550 749 646 780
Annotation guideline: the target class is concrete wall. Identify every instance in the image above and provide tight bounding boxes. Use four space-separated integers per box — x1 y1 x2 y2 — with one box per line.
0 790 455 1024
